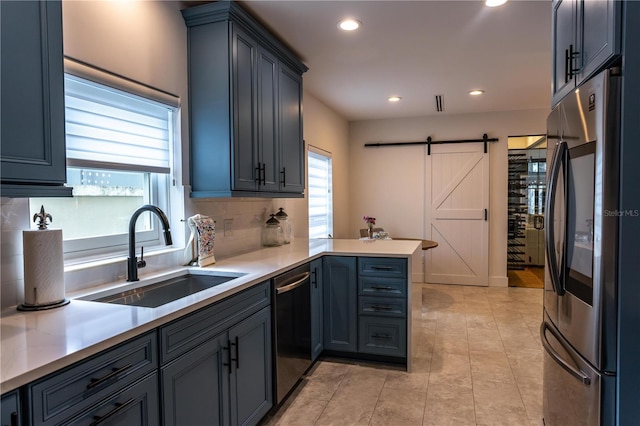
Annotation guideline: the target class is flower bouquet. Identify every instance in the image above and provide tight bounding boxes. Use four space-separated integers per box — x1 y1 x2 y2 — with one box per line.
363 215 376 239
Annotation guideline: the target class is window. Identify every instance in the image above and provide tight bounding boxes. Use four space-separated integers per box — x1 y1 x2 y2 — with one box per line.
308 147 333 238
30 60 180 259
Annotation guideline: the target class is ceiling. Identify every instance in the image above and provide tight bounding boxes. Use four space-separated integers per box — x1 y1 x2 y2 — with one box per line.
230 1 552 121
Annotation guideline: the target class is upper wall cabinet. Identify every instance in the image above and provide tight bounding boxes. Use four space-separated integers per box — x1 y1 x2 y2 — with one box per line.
551 0 621 106
182 2 308 198
0 0 71 198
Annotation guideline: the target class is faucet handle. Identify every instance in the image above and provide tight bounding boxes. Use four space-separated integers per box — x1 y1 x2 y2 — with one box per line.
137 246 147 269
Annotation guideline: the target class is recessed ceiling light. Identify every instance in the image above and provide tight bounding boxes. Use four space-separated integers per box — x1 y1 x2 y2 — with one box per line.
485 0 507 7
338 19 361 31
388 96 402 102
469 90 485 96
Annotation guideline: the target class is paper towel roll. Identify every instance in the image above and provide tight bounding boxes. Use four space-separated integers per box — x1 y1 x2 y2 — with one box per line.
22 229 65 306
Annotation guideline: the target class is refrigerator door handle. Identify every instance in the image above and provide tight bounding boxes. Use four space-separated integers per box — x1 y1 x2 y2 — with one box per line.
545 141 567 295
540 321 591 385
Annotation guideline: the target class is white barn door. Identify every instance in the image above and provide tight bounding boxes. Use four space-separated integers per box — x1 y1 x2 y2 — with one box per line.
424 143 489 286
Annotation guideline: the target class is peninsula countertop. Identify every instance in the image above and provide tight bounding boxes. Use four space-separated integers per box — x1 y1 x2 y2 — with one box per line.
0 238 420 394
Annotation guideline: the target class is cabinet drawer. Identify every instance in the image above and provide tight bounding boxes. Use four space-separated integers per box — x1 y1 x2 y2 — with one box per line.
359 276 407 298
160 281 270 364
358 316 407 358
358 257 406 278
64 372 159 426
359 296 406 317
29 331 157 426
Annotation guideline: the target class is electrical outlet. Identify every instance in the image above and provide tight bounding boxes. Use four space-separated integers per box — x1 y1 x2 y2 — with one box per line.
223 218 233 236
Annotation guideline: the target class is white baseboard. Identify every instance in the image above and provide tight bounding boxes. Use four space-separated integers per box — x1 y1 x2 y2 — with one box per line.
489 275 509 287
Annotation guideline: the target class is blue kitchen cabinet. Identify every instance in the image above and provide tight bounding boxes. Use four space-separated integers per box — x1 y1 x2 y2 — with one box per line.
228 307 272 426
278 64 305 194
551 0 621 106
62 373 159 426
357 257 408 359
323 256 358 353
182 1 307 198
0 0 71 197
310 258 324 361
229 27 279 193
161 335 229 425
160 282 272 426
256 46 280 193
1 390 20 426
27 332 158 426
231 25 260 193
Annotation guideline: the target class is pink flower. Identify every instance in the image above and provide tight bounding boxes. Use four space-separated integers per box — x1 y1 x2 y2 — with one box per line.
363 216 376 225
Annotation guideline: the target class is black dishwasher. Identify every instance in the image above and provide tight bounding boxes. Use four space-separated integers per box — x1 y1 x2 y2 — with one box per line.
272 263 312 404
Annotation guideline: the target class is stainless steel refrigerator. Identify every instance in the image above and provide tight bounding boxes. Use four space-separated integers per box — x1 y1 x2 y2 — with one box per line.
542 67 620 425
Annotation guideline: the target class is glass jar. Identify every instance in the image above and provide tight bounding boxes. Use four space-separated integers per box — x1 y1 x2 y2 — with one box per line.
262 214 284 247
274 207 292 244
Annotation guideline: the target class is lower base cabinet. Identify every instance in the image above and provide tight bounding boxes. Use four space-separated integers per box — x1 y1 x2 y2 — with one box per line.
310 258 324 361
1 390 20 426
27 331 158 426
66 373 159 426
322 256 357 352
161 336 228 425
161 306 272 426
322 256 408 362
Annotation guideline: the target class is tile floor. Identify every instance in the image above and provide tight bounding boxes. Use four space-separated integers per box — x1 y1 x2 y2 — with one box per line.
263 283 544 426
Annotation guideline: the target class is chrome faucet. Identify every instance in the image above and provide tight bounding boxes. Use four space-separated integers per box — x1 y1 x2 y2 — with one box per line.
127 205 173 281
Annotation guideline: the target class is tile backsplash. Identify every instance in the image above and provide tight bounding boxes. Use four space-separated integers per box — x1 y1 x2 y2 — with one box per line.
1 196 300 310
0 198 30 308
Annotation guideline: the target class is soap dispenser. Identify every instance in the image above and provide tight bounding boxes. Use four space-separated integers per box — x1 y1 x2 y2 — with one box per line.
274 207 292 244
262 214 284 247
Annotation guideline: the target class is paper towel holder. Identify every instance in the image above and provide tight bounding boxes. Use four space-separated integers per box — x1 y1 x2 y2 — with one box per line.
17 206 70 311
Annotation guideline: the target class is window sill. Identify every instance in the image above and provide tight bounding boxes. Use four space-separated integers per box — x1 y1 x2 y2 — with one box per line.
64 246 182 272
64 246 186 295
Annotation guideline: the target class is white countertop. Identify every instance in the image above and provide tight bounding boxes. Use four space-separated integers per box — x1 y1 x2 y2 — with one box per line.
0 238 420 394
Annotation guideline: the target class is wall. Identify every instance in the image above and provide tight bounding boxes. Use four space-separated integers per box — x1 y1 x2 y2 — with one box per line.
0 1 350 308
348 109 549 286
301 94 351 238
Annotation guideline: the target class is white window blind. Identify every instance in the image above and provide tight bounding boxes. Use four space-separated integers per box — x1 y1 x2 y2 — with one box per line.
64 74 173 173
308 148 333 239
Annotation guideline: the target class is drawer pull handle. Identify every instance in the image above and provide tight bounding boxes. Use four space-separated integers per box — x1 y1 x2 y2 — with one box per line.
87 364 133 389
371 266 394 270
371 304 393 311
90 398 135 426
231 336 239 369
371 285 394 291
372 333 392 340
223 343 232 375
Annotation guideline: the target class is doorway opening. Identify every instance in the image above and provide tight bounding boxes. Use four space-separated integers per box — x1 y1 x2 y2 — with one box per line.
507 135 546 288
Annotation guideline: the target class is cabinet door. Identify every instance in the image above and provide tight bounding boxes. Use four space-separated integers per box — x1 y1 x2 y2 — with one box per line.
65 373 159 426
577 0 621 84
228 307 272 426
0 0 70 197
551 0 577 106
323 257 357 352
257 48 280 192
1 390 20 426
232 26 259 192
310 258 324 361
161 334 230 426
278 64 305 194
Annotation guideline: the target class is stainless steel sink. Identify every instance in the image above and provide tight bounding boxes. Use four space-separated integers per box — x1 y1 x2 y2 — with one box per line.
83 272 245 308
